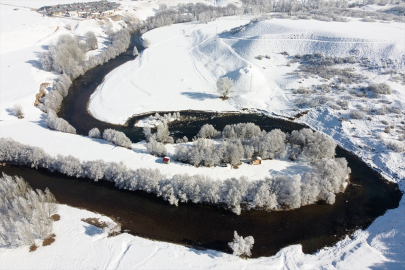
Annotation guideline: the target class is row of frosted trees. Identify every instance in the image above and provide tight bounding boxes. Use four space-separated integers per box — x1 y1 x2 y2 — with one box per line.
0 137 350 214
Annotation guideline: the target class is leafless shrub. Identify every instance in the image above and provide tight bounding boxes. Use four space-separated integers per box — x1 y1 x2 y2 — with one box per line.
317 84 332 93
372 106 389 115
385 140 405 152
327 102 341 110
294 87 312 94
350 110 365 119
258 55 263 60
13 105 24 119
384 126 391 133
336 100 349 110
368 83 392 95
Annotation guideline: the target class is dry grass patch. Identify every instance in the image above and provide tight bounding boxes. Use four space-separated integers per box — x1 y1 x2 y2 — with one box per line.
81 217 107 229
34 83 48 106
29 244 38 252
42 234 56 246
51 214 60 221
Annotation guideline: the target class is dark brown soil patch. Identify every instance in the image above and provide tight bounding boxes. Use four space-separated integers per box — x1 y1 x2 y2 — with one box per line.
82 217 107 229
42 234 56 246
51 214 60 221
29 244 38 252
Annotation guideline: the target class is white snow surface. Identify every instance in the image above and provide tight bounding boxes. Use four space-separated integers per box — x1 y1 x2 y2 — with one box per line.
1 2 405 269
89 17 405 125
0 203 404 269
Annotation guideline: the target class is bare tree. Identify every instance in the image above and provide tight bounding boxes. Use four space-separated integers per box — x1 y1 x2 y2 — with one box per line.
13 105 24 119
217 77 235 98
228 231 254 258
85 31 98 51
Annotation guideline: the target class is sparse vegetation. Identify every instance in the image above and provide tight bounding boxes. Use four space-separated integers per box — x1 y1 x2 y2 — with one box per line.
13 104 24 119
217 77 235 99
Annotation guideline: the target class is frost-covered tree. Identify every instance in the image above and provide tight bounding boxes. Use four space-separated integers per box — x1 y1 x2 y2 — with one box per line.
133 46 139 56
142 38 151 48
88 127 101 138
46 109 76 134
288 128 336 162
102 129 132 149
197 124 221 139
143 126 153 142
228 231 254 257
40 51 53 71
146 138 168 157
217 77 235 98
85 31 98 51
0 173 58 248
156 121 174 144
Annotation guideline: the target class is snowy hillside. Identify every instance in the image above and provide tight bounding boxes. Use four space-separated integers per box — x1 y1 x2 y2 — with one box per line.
89 17 405 124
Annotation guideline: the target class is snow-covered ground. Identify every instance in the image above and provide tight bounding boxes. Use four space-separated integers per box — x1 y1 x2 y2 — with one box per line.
1 203 404 269
1 1 405 269
89 17 404 124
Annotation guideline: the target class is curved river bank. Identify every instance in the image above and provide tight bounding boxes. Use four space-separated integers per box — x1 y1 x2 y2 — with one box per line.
36 31 403 257
1 151 401 258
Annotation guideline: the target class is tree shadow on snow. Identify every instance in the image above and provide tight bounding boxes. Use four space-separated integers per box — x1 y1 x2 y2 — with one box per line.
26 52 43 70
5 108 15 117
83 224 103 236
181 92 218 101
268 162 312 176
30 113 48 129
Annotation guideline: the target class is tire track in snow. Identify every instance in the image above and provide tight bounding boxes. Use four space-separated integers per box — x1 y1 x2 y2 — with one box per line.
186 27 217 91
222 36 399 44
131 247 160 269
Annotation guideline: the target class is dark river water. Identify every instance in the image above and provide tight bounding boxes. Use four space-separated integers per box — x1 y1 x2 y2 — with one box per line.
3 31 400 258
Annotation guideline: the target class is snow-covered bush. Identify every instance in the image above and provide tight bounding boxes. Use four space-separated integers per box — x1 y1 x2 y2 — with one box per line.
197 124 221 139
102 129 132 149
85 31 98 50
368 83 392 95
147 138 168 157
0 173 57 247
142 38 151 48
222 123 261 139
217 77 235 98
103 221 121 237
385 140 405 152
88 127 101 138
228 231 254 258
133 46 139 56
13 104 24 119
350 110 365 119
46 109 76 134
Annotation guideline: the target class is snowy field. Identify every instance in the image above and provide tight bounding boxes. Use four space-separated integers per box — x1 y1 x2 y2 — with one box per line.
1 0 405 269
0 204 403 269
